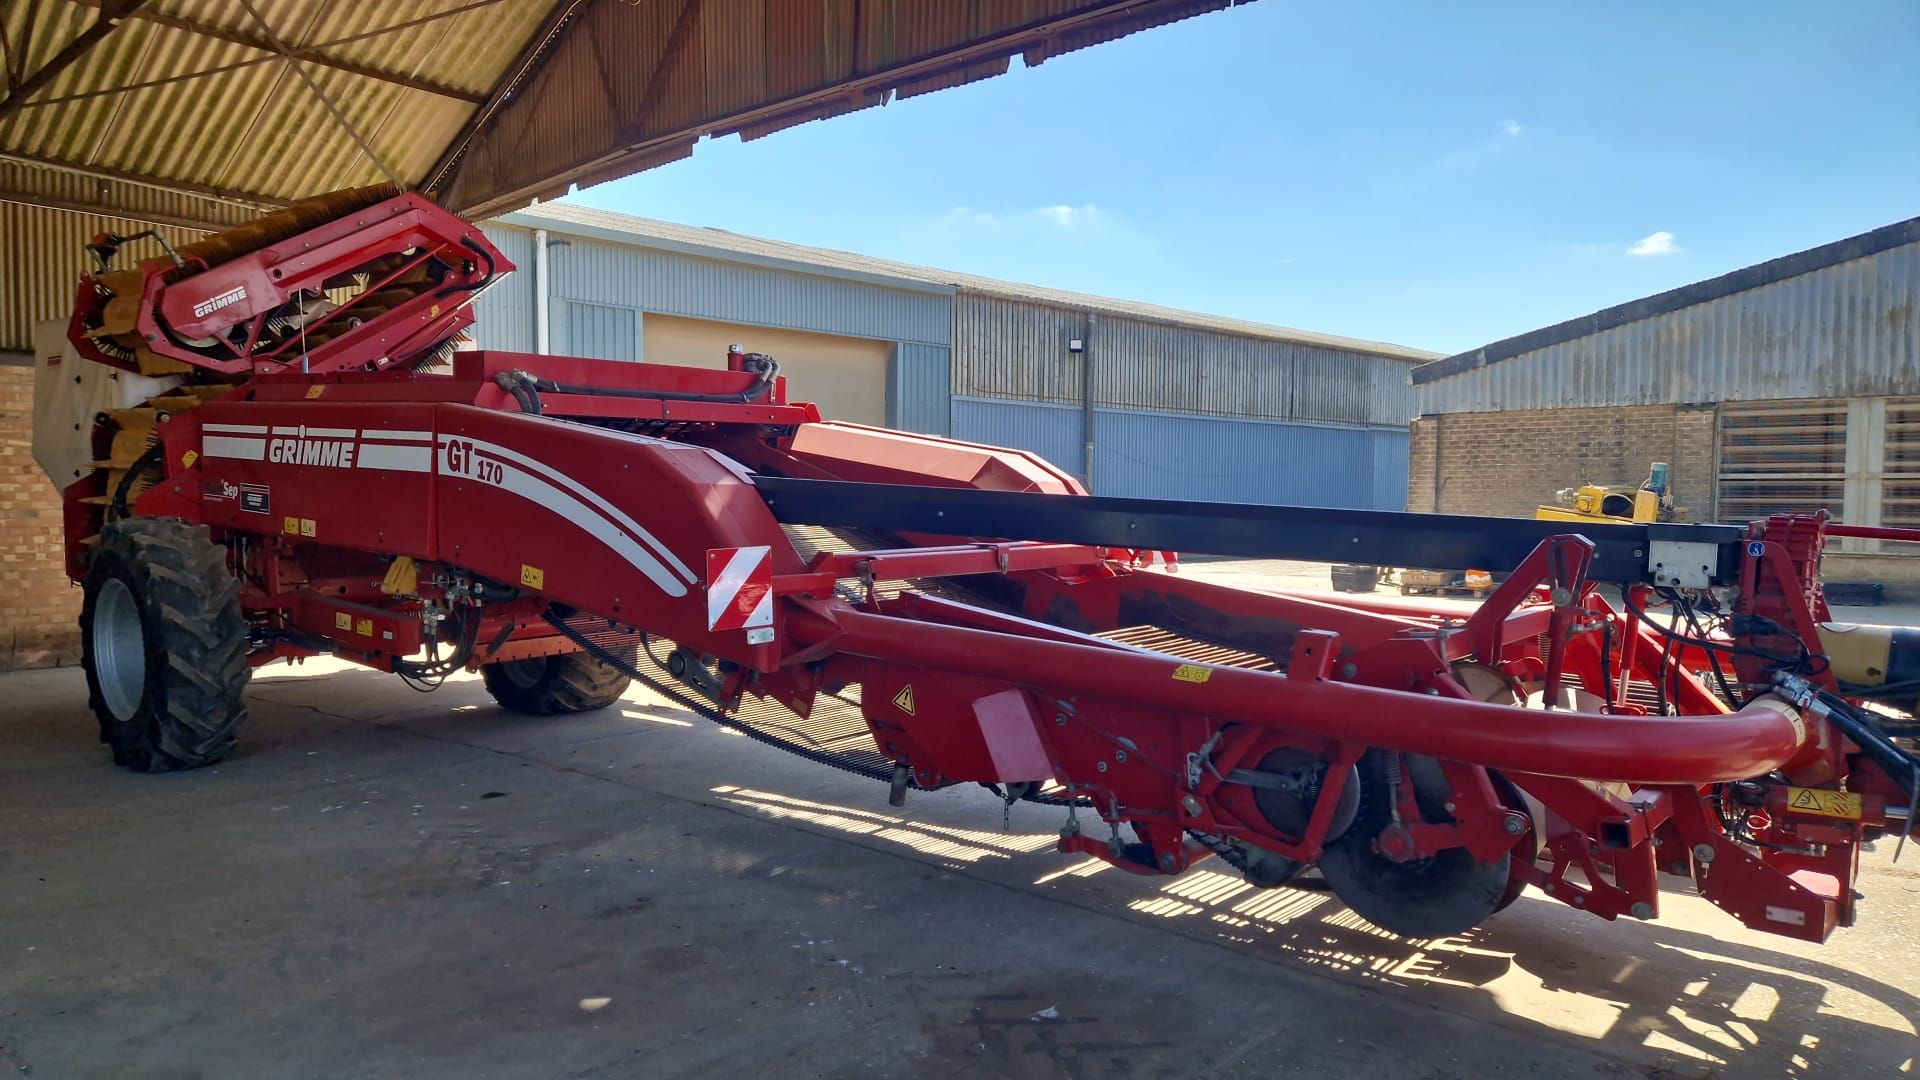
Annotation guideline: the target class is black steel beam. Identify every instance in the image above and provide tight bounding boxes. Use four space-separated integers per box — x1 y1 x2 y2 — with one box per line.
751 476 1748 584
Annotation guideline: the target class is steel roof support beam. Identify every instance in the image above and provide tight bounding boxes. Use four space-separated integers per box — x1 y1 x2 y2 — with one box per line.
0 0 149 122
236 0 401 188
64 0 499 104
420 0 587 195
0 186 227 233
432 0 1250 216
0 150 289 209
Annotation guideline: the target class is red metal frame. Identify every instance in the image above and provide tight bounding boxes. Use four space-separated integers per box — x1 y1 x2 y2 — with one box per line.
59 191 1916 948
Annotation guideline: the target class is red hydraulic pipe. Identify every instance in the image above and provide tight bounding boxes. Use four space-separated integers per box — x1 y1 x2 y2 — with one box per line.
792 603 1812 784
1825 522 1920 543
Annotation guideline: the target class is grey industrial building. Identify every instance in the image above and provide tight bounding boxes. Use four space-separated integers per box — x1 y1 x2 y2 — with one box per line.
478 202 1436 511
1409 214 1920 587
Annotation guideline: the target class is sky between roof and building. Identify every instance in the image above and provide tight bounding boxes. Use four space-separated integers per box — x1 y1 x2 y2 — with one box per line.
561 1 1920 358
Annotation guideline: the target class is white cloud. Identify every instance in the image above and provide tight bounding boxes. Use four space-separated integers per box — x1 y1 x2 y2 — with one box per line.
1039 203 1101 227
1627 230 1680 257
1501 119 1524 137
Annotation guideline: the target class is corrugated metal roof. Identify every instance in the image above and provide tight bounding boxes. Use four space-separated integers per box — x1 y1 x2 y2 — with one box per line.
1416 214 1920 385
1413 230 1920 415
428 0 1268 216
0 0 561 207
497 200 1442 362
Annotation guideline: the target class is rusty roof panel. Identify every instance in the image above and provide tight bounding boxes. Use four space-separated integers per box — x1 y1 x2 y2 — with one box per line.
1 0 557 205
432 0 1261 217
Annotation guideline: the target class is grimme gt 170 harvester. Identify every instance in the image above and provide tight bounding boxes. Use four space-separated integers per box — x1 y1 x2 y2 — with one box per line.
37 186 1920 944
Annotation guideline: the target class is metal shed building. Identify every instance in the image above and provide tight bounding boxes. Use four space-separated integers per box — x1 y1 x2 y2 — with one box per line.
480 202 1434 512
1408 214 1920 588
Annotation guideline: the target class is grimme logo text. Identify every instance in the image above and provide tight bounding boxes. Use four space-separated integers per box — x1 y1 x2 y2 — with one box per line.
192 285 248 319
269 436 356 468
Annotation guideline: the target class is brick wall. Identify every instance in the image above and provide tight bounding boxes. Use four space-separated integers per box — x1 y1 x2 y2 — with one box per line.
1409 403 1719 520
0 364 81 670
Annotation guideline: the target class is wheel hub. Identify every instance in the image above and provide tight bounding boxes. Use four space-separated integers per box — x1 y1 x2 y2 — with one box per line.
93 577 146 722
1317 752 1513 938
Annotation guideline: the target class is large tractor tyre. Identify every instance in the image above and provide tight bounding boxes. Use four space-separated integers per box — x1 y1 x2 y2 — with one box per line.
481 651 632 715
80 518 251 772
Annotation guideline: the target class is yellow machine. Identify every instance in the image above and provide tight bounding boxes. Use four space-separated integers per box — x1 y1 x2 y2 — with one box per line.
1535 462 1687 524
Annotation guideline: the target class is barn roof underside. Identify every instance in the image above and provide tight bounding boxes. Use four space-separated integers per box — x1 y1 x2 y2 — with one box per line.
0 0 1253 228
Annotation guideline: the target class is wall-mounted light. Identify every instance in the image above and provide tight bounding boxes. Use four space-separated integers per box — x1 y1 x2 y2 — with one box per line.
1067 338 1085 353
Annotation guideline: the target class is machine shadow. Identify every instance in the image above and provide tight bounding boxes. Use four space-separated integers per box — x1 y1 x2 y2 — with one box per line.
235 666 1918 1076
709 782 1919 1077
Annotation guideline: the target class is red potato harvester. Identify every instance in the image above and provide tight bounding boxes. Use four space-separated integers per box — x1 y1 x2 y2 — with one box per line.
39 186 1920 944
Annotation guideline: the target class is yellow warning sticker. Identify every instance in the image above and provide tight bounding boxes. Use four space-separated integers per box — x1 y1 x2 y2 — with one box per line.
299 518 316 538
519 564 545 590
180 450 198 470
284 516 300 535
1786 787 1863 820
892 684 917 715
355 618 373 637
305 385 326 399
1172 664 1212 684
334 612 351 631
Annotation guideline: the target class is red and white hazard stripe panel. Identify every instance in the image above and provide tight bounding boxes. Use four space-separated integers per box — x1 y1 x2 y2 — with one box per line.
706 545 774 631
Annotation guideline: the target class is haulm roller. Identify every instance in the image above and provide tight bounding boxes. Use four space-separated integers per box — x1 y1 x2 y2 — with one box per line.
37 189 1920 946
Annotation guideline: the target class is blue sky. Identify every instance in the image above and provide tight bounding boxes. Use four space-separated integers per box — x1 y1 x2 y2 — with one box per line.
563 1 1920 356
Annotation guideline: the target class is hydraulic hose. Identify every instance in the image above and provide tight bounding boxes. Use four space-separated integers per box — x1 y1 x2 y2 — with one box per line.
528 355 779 405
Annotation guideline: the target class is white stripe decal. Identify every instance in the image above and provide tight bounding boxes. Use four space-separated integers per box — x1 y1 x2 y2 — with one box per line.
356 444 433 472
745 587 774 629
303 426 357 438
707 547 766 628
203 436 265 460
360 429 434 442
487 459 687 598
271 426 300 436
202 423 268 435
446 435 696 584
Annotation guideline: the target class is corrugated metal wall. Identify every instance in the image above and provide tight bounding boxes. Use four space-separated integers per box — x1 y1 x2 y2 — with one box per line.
472 224 537 352
465 223 1417 508
1417 241 1920 414
471 222 954 432
562 301 640 361
545 233 951 346
0 201 206 354
951 293 1417 426
891 342 952 436
951 398 1086 478
951 397 1408 509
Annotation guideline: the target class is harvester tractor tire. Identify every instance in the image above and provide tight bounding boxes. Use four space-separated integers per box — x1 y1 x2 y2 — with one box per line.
80 518 251 772
482 650 632 715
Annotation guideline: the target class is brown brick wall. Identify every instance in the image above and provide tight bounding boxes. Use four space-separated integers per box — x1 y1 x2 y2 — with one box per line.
0 365 81 670
1408 403 1719 521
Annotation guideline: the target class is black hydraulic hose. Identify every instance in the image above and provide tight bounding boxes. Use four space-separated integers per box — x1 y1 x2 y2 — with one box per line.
529 356 779 405
109 441 166 520
493 370 542 415
1809 688 1920 810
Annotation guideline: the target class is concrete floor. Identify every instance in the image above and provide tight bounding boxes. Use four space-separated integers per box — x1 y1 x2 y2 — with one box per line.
3 565 1917 1078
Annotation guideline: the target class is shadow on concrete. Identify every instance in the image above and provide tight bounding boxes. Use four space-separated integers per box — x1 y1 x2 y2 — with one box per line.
145 663 1920 1075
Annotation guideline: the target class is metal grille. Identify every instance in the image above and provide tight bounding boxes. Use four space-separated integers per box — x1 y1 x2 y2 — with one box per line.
1718 399 1847 522
1097 626 1280 671
1883 397 1920 530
